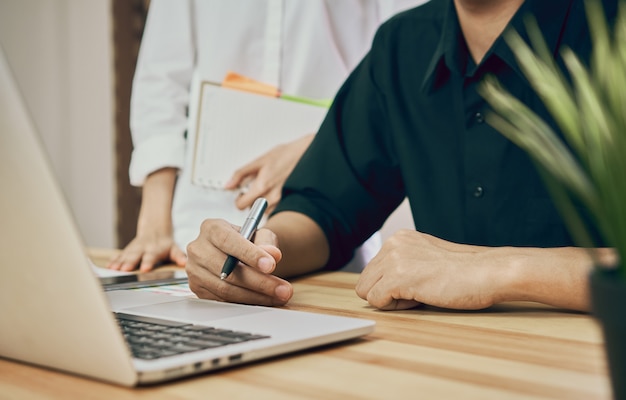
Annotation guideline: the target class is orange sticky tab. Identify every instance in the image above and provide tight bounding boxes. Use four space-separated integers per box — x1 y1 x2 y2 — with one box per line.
221 71 280 97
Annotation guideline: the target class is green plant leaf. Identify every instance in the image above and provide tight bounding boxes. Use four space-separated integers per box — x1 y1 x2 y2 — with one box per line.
479 0 625 278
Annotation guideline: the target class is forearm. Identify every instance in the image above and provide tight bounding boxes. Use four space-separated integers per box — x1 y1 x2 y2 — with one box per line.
494 246 617 311
136 168 177 235
264 211 330 278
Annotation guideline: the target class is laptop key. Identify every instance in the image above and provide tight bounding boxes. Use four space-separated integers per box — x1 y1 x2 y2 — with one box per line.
114 312 270 360
168 343 202 353
185 339 225 348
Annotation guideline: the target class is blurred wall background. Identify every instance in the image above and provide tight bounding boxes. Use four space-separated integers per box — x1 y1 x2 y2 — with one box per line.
0 0 116 248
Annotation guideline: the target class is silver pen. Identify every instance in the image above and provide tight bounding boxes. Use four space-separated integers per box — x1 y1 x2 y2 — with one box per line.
220 197 268 280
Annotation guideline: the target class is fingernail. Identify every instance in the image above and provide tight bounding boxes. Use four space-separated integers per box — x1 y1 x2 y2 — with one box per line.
258 257 273 273
275 285 291 301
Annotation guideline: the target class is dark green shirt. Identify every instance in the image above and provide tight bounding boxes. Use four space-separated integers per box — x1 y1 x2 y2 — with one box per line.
274 0 617 269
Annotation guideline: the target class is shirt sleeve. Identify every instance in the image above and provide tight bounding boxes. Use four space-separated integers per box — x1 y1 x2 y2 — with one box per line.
128 0 195 186
274 21 407 269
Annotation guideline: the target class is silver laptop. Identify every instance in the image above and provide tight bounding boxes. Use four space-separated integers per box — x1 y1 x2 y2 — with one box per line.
0 46 374 387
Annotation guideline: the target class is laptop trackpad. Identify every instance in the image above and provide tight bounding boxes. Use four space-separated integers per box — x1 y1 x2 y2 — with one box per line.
122 298 268 324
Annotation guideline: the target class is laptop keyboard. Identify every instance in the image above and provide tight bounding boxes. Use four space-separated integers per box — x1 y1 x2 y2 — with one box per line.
115 313 270 360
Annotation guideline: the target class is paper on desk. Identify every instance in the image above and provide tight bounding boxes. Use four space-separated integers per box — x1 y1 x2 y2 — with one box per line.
89 258 133 277
132 283 195 297
88 258 187 279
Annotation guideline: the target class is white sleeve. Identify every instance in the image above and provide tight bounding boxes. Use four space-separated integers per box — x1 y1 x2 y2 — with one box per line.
128 0 195 186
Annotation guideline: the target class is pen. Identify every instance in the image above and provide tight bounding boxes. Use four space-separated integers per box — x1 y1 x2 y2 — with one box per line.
220 197 268 280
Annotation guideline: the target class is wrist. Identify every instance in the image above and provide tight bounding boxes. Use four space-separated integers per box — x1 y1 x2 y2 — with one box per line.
490 247 593 311
136 203 174 236
489 247 534 304
136 168 177 236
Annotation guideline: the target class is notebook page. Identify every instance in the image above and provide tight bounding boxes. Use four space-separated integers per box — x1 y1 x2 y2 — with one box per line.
191 83 328 189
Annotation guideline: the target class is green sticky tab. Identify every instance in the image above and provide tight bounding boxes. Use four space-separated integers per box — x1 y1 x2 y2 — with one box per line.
280 94 332 108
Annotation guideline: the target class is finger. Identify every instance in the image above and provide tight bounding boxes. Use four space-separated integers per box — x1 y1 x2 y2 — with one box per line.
190 278 291 306
355 251 420 310
354 252 386 299
139 251 161 272
235 181 268 210
120 261 141 272
364 277 420 310
118 249 143 271
170 245 188 267
264 188 282 211
251 228 281 270
228 264 293 304
109 240 148 271
375 299 422 311
187 257 292 305
107 250 128 270
258 244 282 265
355 269 380 301
229 228 279 274
107 257 122 270
225 161 261 190
185 222 290 305
188 220 277 275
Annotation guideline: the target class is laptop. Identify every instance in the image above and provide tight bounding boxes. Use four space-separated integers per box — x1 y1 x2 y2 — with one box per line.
0 46 374 387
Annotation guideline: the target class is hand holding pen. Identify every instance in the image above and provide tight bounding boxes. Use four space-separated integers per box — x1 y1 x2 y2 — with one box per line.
220 197 268 280
185 196 292 306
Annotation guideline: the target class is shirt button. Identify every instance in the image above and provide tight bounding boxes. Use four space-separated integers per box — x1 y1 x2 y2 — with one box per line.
473 186 484 198
475 112 484 123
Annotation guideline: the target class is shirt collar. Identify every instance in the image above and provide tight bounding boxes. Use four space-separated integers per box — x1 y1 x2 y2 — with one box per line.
421 0 459 92
421 0 574 93
495 0 574 78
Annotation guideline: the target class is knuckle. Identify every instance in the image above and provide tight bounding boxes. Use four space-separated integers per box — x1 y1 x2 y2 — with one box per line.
354 285 365 299
187 270 221 301
199 218 218 236
257 182 270 193
365 292 379 308
197 219 230 245
267 193 280 207
254 276 275 296
202 218 226 235
187 278 202 295
186 239 200 259
215 279 234 300
257 228 277 245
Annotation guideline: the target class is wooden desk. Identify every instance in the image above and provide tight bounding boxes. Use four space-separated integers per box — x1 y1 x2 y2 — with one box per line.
0 249 611 399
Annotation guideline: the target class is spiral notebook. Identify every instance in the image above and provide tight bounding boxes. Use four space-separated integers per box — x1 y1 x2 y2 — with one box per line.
191 81 329 189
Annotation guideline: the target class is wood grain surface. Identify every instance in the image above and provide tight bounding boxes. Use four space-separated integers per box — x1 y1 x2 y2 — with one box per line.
0 248 611 399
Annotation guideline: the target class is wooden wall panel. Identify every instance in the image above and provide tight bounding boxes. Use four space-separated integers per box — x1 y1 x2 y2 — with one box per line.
111 0 149 247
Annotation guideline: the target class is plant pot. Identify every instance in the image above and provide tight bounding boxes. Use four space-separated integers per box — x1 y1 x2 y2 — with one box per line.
590 268 626 400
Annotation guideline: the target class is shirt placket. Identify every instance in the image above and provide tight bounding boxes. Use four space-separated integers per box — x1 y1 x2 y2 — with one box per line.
461 69 503 244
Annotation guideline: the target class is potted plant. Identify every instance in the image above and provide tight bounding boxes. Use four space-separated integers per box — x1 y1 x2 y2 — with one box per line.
479 1 625 398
